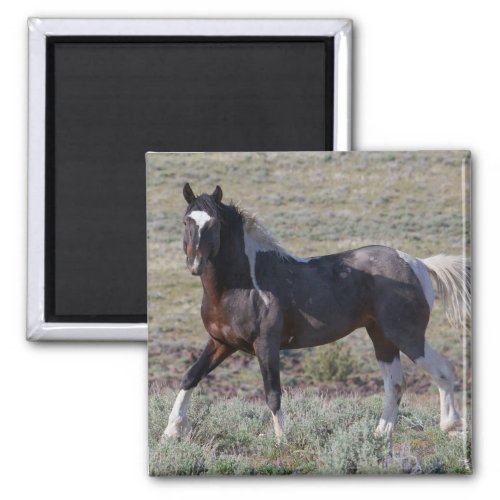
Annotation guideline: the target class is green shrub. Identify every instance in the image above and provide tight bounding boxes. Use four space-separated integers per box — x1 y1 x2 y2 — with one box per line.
149 438 209 476
303 342 356 382
206 454 254 476
318 420 391 474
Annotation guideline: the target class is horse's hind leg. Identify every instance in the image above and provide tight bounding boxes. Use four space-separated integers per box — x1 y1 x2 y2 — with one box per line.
415 342 461 432
367 324 405 437
371 323 461 432
164 338 235 439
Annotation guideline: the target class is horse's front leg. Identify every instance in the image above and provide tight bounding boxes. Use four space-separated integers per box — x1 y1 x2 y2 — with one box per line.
254 338 285 442
164 338 235 439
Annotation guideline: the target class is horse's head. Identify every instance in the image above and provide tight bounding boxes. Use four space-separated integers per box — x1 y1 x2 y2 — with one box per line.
182 183 223 275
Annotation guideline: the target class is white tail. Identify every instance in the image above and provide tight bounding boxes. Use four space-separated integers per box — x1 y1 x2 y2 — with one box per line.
422 255 471 328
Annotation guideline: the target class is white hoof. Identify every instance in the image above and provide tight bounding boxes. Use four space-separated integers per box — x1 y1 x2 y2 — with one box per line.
375 420 394 436
162 416 191 440
375 422 394 449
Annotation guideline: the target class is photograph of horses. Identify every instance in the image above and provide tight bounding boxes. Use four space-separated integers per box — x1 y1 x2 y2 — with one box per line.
147 151 471 475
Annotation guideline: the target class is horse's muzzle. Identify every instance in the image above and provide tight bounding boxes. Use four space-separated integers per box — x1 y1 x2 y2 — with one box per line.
190 266 202 276
187 255 204 275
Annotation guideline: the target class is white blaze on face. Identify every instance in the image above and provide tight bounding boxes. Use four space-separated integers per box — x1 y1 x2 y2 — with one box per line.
187 211 212 262
188 210 212 238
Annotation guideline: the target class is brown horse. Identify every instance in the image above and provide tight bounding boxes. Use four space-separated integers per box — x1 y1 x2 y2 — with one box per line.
163 184 470 441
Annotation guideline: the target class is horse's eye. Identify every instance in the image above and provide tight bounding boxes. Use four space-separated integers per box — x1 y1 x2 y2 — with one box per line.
183 220 187 226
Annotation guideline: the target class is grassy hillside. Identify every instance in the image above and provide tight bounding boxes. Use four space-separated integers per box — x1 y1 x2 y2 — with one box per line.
146 151 471 475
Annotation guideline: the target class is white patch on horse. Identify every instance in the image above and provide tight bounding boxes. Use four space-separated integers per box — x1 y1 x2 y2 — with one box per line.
241 211 316 305
299 309 326 329
415 342 461 432
376 357 404 436
241 210 313 264
292 256 316 263
396 250 435 309
164 389 193 439
243 229 271 306
188 210 212 239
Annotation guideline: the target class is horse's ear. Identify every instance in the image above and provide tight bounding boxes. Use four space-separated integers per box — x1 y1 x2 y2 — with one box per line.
183 183 196 204
212 185 223 204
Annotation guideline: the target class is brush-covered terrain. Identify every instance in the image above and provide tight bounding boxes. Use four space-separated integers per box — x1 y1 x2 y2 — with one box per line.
149 390 471 476
147 151 471 475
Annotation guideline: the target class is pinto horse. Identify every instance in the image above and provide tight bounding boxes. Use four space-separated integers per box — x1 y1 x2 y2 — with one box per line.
164 183 470 441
